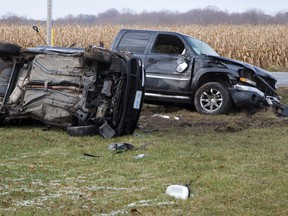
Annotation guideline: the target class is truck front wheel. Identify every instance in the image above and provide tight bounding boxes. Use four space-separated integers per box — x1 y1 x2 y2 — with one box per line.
194 82 232 115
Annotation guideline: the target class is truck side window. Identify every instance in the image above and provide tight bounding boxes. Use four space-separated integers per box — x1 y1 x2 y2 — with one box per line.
117 32 151 54
152 34 185 55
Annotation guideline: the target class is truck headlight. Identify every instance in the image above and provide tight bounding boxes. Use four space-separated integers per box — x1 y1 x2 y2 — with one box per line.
240 77 256 86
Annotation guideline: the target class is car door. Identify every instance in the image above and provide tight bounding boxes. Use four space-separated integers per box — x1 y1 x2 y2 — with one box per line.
144 33 192 95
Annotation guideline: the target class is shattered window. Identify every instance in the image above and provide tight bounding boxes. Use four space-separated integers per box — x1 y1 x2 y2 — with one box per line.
117 32 151 54
152 34 185 55
185 36 219 57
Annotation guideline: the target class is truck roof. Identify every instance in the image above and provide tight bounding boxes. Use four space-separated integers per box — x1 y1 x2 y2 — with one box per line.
118 28 191 37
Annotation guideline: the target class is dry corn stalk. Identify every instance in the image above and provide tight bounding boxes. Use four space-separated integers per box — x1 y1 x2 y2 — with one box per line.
0 24 287 70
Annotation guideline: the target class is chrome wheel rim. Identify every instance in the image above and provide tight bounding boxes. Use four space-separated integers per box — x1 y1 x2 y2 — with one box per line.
200 88 223 112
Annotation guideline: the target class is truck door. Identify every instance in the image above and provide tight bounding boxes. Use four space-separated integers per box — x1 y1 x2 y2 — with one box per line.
145 33 192 95
112 31 151 63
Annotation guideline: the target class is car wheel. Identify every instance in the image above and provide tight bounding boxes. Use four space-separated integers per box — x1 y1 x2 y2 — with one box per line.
194 82 232 115
0 42 21 55
66 125 99 136
0 116 4 126
84 47 112 64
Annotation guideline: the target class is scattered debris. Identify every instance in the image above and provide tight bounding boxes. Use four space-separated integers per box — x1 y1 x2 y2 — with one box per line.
83 153 101 158
152 114 180 121
165 184 191 200
152 114 170 119
134 154 145 159
108 142 150 154
108 142 135 153
138 143 150 150
281 105 288 117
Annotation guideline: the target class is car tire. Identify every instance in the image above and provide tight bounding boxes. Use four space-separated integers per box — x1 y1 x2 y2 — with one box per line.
84 47 112 64
0 42 21 55
194 82 232 115
66 125 99 137
0 116 4 126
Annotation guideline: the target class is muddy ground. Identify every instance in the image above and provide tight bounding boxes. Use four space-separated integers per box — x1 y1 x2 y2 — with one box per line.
3 88 288 135
138 104 288 134
138 86 288 133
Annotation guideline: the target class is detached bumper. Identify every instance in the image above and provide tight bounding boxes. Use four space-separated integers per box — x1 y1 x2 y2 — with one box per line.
229 84 280 107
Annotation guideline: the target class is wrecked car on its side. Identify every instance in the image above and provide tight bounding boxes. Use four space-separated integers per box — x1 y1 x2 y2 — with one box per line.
111 29 281 115
0 42 145 138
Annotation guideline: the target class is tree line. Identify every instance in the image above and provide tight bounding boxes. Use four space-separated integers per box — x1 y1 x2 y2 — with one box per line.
1 7 288 25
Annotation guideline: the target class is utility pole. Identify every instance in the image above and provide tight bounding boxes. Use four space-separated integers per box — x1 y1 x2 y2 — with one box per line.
47 0 53 46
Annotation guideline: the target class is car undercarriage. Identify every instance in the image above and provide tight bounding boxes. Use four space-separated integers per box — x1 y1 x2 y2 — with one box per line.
0 43 145 138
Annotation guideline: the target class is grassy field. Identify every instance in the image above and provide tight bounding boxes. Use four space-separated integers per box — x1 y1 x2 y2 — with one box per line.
0 88 288 215
0 24 288 71
0 23 288 215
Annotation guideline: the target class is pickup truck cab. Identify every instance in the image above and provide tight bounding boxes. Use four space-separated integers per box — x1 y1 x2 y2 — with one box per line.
111 29 280 114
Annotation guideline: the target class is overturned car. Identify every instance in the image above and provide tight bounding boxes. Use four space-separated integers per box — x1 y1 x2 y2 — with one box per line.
0 42 145 138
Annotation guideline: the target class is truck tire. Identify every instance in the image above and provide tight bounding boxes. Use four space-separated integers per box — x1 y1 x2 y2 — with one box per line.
0 42 21 55
194 82 232 115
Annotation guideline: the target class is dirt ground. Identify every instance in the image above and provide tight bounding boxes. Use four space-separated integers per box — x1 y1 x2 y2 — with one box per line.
138 103 288 134
3 88 287 135
137 86 288 133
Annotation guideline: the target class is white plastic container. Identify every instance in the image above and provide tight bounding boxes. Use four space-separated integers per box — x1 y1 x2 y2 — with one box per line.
165 185 190 200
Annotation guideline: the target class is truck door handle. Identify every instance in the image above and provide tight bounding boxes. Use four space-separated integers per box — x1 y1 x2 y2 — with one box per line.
148 58 157 64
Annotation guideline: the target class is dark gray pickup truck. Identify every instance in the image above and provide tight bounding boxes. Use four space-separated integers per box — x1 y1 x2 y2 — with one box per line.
111 29 280 115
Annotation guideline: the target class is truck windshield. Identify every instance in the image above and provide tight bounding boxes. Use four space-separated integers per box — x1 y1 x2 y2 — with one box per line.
185 36 219 57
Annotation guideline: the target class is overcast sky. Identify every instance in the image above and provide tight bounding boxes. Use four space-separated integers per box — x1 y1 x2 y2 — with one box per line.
0 0 287 20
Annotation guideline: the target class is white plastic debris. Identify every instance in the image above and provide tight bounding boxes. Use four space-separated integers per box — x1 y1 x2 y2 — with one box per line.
152 114 170 119
173 116 180 120
134 154 145 159
165 185 190 200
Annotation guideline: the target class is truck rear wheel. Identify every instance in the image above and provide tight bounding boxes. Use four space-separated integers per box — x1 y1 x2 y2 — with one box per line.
194 82 232 115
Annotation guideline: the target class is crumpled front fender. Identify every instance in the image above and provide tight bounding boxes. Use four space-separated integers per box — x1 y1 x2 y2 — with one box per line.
229 84 280 108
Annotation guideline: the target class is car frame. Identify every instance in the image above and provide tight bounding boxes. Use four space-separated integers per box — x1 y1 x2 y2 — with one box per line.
0 42 145 138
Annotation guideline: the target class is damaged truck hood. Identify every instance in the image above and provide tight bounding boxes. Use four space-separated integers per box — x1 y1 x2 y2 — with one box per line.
207 55 277 80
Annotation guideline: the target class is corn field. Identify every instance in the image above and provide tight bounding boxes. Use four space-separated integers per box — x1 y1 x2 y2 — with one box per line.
1 24 287 70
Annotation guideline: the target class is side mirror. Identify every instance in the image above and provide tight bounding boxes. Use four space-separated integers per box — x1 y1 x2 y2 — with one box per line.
176 62 188 73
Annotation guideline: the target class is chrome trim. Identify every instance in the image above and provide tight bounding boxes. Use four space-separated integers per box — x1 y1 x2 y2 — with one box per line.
145 92 190 100
266 96 280 104
146 74 190 81
234 84 265 97
140 61 145 87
